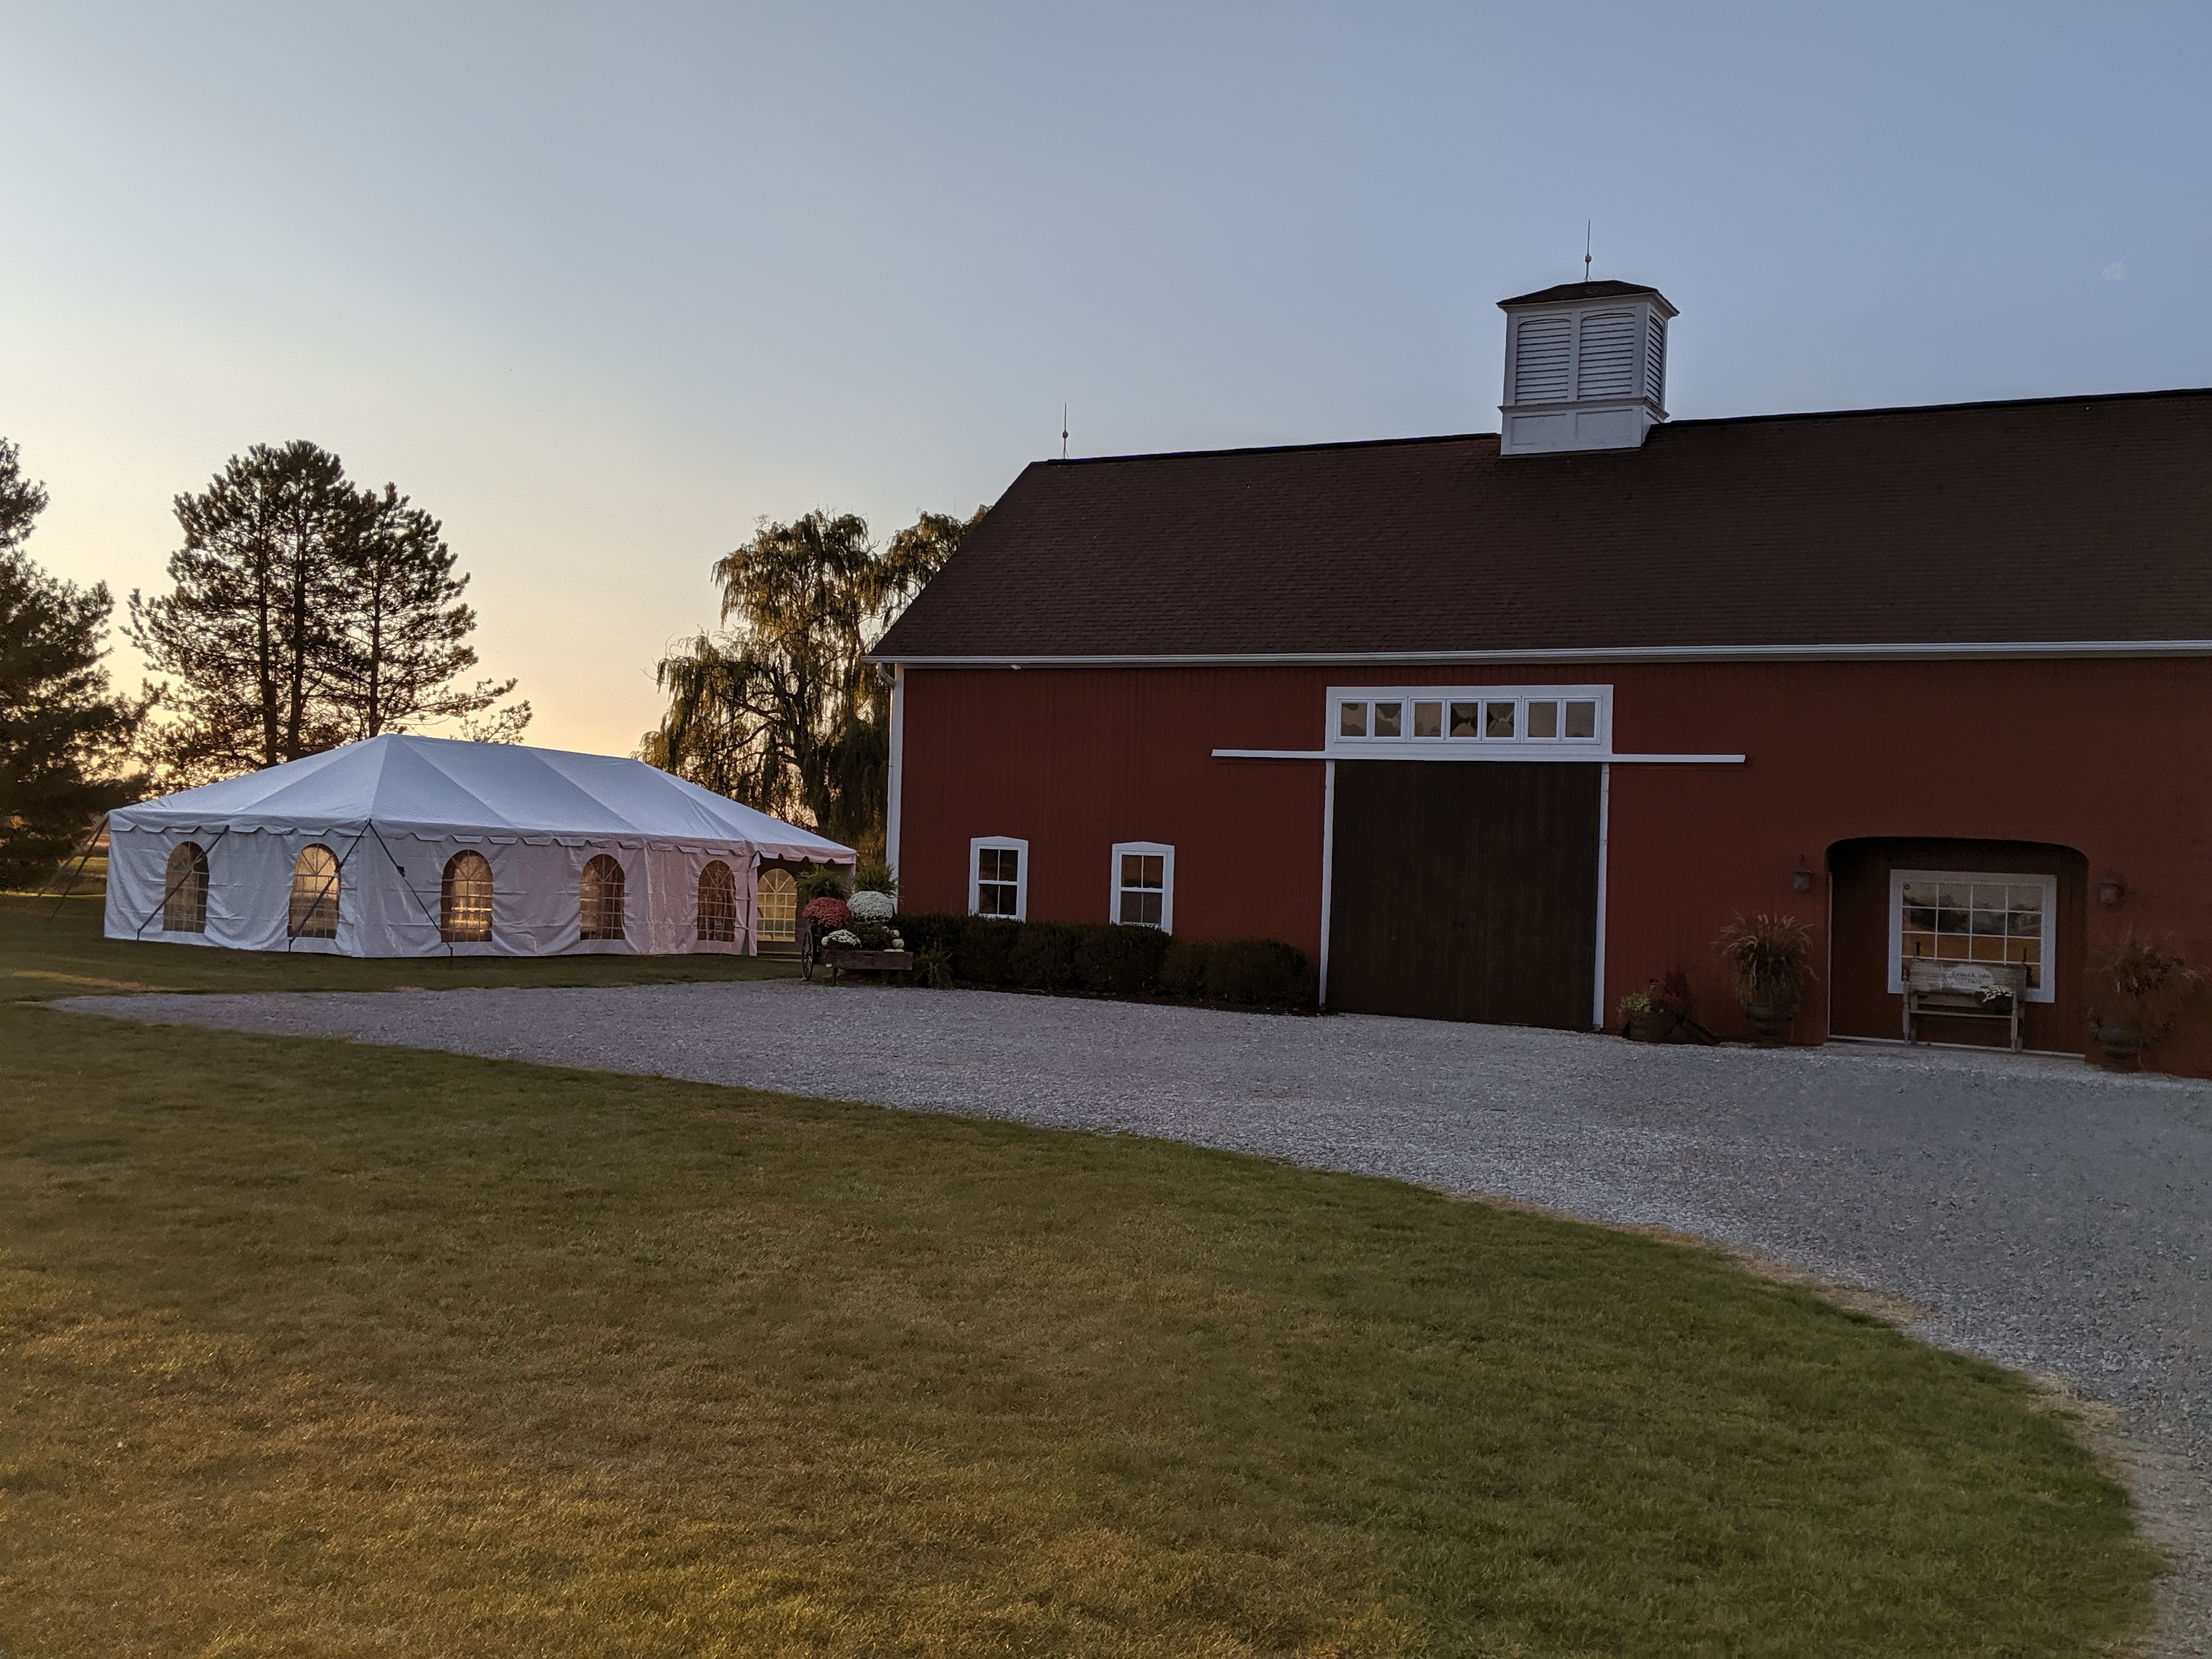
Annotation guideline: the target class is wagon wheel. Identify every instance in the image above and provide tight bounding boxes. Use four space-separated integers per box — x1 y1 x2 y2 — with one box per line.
800 922 818 981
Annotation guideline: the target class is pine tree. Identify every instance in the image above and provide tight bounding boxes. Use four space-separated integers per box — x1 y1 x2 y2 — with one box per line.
128 440 358 779
324 483 524 741
129 441 526 784
0 438 145 888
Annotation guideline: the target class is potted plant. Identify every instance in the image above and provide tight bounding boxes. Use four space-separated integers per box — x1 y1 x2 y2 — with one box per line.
798 894 852 977
1617 986 1663 1041
1714 913 1816 1045
2088 934 2201 1071
1618 969 1718 1044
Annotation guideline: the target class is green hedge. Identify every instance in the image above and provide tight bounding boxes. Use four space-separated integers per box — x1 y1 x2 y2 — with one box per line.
891 913 1312 1007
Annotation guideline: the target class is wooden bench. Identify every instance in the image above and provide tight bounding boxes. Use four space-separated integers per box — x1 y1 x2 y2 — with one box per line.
1903 959 2028 1051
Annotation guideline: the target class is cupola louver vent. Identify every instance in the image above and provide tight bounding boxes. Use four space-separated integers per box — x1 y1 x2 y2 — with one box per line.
1496 279 1677 456
1511 315 1572 401
1572 309 1640 398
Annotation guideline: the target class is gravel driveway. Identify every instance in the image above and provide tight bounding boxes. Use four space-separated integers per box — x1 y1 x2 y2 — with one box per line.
59 980 2212 1651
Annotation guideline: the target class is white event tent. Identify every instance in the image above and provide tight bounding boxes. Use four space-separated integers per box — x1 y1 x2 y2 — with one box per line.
104 734 854 957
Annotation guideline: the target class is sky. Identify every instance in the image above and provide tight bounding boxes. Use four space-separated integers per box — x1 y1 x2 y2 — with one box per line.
4 3 2209 757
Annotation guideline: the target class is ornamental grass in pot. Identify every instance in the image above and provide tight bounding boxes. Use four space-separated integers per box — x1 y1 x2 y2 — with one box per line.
2088 933 2201 1071
1714 913 1816 1045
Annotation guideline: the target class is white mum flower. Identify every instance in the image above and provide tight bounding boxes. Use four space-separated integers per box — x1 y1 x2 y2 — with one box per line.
822 929 862 946
848 890 897 921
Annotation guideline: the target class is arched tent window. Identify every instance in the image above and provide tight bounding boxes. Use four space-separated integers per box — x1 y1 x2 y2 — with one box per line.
580 854 625 941
289 844 340 939
162 841 209 934
756 867 797 943
697 860 737 943
441 850 493 943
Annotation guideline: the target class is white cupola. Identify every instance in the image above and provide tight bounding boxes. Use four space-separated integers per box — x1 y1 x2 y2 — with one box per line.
1497 280 1677 456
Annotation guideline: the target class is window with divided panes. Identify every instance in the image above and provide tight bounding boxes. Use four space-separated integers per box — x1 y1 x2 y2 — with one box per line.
976 845 1020 916
289 845 340 939
1117 851 1166 928
1895 872 2052 995
697 860 738 943
441 850 493 942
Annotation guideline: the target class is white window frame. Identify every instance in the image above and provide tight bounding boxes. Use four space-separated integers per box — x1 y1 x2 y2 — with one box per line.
1327 684 1612 758
1886 868 2058 1004
969 836 1029 921
1109 841 1175 932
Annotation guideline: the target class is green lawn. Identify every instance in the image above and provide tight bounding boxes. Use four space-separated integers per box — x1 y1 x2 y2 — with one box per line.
0 904 2161 1654
1 891 800 1000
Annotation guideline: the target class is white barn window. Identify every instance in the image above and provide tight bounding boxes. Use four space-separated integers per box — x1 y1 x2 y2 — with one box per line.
1330 685 1611 754
1889 870 2057 1003
970 837 1028 919
1110 842 1174 931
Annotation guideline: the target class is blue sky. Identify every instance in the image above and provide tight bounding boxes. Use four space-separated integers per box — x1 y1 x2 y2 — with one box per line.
4 3 2207 754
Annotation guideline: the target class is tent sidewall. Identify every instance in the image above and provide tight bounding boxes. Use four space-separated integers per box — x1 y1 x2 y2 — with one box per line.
106 820 781 958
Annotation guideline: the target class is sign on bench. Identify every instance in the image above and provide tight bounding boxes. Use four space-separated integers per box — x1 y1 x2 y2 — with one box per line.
1903 960 2029 1051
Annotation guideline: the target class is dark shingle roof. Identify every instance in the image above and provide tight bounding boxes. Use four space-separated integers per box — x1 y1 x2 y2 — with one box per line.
1498 279 1666 307
872 389 2212 662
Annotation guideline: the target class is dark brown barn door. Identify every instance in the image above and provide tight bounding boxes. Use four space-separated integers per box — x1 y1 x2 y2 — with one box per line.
1327 760 1601 1028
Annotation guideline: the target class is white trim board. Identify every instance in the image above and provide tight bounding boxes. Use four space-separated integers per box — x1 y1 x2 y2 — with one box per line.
1213 748 1745 764
1592 763 1611 1030
886 663 906 882
1317 760 1336 1007
870 639 2212 667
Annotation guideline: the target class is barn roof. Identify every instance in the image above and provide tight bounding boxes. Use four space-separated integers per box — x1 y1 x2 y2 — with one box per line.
871 387 2212 663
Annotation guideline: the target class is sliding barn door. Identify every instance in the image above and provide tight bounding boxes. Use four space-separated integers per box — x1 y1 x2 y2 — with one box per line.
1328 760 1602 1029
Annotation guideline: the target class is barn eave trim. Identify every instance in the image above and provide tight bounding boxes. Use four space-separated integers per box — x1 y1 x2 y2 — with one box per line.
869 639 2212 668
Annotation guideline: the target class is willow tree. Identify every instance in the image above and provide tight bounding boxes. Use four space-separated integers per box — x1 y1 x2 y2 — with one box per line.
643 508 977 852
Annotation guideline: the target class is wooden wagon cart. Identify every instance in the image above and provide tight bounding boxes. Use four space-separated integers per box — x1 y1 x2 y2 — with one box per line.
1903 959 2028 1051
799 924 911 986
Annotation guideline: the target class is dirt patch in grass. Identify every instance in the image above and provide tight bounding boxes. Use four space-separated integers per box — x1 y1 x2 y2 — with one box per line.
0 1000 2160 1656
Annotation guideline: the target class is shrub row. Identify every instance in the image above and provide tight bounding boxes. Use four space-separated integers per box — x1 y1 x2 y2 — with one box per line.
893 912 1314 1008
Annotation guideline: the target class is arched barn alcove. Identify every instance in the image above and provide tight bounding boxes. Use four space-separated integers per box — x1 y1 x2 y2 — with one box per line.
1826 838 2089 1055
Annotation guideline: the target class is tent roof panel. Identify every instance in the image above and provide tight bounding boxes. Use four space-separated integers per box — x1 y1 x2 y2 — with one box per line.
109 735 854 861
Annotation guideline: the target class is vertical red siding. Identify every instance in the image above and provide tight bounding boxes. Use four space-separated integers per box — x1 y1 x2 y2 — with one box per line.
894 657 2212 1076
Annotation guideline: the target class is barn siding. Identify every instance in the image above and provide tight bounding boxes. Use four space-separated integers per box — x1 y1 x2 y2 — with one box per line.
894 657 2212 1076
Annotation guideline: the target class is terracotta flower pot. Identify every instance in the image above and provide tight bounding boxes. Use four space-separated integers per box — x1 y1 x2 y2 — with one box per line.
1741 998 1798 1045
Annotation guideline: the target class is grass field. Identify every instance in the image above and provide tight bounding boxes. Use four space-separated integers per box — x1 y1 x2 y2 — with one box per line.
0 902 2162 1654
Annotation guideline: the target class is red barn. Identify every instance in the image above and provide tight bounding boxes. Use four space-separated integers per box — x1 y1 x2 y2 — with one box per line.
870 281 2212 1074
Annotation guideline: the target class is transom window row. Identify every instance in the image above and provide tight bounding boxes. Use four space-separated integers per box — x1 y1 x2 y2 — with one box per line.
1338 696 1600 742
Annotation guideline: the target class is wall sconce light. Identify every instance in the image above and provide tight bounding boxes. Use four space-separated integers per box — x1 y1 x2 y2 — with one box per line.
2098 876 2126 906
1790 857 1814 893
